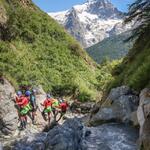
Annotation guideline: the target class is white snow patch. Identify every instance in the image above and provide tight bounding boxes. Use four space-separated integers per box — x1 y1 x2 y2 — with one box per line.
48 0 133 47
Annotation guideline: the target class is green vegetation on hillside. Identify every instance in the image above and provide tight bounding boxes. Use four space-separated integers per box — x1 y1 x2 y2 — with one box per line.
0 0 102 101
107 0 150 92
96 59 122 91
86 31 133 64
107 29 150 92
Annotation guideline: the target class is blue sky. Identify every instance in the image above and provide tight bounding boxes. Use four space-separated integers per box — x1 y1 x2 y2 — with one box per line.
32 0 135 13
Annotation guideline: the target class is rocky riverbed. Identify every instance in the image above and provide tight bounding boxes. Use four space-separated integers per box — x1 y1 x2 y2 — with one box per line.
7 118 138 150
0 79 150 150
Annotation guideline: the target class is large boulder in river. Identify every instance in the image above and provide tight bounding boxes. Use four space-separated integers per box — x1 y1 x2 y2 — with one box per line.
90 86 139 126
45 118 83 150
0 79 18 136
137 88 150 150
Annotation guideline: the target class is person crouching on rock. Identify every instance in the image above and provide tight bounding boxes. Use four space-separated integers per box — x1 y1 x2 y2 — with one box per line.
16 91 32 130
41 94 52 123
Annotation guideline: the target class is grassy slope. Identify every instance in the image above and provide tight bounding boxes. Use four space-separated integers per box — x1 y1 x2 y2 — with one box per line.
107 27 150 92
0 0 101 101
86 31 133 64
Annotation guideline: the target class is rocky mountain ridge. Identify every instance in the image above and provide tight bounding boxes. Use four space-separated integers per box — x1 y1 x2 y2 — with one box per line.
48 0 132 47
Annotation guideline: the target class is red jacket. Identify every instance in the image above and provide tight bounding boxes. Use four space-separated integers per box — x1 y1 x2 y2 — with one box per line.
59 102 68 111
15 96 20 103
42 98 52 108
17 96 29 107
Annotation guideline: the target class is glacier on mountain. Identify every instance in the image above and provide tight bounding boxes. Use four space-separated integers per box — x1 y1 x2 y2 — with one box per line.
48 0 132 48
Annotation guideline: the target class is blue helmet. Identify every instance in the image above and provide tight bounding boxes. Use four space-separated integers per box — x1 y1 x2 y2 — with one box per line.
17 91 22 96
47 94 51 98
25 90 31 96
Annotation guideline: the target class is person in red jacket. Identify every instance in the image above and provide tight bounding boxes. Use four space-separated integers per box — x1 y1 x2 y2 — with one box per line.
15 91 23 120
16 92 32 129
17 96 29 108
59 99 69 114
41 94 53 123
56 98 69 122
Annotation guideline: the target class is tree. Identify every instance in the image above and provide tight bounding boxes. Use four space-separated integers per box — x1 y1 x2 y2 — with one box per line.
125 0 150 39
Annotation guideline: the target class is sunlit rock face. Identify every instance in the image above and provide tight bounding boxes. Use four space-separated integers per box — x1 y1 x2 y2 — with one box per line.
137 88 150 150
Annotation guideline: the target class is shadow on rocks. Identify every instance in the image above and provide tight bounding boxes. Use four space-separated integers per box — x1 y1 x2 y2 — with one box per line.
42 120 58 132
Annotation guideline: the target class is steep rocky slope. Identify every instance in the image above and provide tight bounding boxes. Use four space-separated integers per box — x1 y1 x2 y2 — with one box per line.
0 79 48 143
48 0 132 48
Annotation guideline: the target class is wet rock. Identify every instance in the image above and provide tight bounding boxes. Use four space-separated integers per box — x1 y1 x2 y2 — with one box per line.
12 118 83 150
0 143 3 150
90 86 139 126
12 132 47 150
11 118 138 150
90 103 100 115
70 101 95 114
70 100 81 113
45 118 83 150
106 86 132 103
130 111 138 127
137 88 150 150
103 86 139 106
80 102 95 114
0 79 18 136
81 123 138 150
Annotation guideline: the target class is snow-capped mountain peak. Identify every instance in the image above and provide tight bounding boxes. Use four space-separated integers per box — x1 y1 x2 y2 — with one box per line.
87 0 110 4
48 0 131 48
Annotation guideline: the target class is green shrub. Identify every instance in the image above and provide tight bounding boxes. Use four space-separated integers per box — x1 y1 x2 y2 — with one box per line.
77 92 91 102
107 30 150 92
